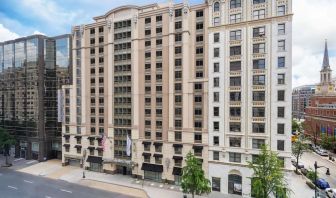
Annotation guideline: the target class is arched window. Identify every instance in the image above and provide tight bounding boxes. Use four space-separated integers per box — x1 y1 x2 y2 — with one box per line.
214 2 220 12
228 174 242 195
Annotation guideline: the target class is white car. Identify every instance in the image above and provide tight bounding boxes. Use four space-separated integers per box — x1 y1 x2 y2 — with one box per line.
318 149 329 156
325 188 336 198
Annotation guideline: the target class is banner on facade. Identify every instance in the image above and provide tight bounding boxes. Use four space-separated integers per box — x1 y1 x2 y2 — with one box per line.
126 135 131 156
57 90 65 123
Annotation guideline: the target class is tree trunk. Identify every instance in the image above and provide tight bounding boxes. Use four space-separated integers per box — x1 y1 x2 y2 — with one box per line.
5 155 8 165
296 156 299 173
192 192 194 198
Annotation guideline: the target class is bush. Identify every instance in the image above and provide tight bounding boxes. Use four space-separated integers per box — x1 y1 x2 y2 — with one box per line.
306 180 315 189
306 168 318 182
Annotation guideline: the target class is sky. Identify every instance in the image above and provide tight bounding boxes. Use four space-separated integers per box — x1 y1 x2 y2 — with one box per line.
0 0 335 88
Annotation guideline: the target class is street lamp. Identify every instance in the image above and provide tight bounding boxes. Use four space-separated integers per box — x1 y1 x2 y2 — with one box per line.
82 150 87 179
314 161 330 198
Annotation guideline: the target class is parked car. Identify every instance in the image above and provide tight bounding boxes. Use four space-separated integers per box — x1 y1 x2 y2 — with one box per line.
301 168 308 175
292 161 304 169
315 178 330 190
325 188 336 198
317 149 329 156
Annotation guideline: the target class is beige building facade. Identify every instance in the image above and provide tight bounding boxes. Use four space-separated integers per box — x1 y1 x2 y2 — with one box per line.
62 1 209 184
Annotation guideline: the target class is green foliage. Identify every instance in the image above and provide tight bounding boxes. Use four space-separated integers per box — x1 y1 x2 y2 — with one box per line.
181 152 211 198
306 168 318 182
292 136 309 173
320 135 334 150
292 120 300 132
248 145 291 198
0 128 16 151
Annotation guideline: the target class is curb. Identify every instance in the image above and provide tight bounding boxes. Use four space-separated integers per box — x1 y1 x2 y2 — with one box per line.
82 178 150 198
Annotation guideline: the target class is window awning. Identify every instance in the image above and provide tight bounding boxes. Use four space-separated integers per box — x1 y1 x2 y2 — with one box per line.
153 142 163 146
192 145 203 150
172 167 182 176
87 146 95 150
74 136 82 139
63 144 70 147
86 156 103 164
153 153 163 158
142 152 151 157
142 141 151 145
96 136 103 140
173 144 183 148
63 134 70 138
96 147 104 151
74 145 82 148
141 163 163 172
87 136 96 140
173 156 183 160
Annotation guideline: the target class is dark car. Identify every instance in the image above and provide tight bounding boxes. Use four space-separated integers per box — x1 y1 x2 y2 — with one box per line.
315 178 330 190
301 168 308 175
292 161 304 169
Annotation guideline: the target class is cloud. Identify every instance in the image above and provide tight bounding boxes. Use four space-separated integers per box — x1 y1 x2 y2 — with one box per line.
33 30 45 35
292 0 336 87
0 24 19 42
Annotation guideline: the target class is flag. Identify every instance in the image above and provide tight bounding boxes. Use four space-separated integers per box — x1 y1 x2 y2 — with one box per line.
102 134 106 151
126 135 131 156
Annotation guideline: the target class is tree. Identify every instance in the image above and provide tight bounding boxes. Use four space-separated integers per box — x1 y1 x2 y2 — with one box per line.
248 145 291 198
0 128 16 166
320 134 334 151
181 152 211 198
292 136 308 173
303 121 318 146
292 120 300 133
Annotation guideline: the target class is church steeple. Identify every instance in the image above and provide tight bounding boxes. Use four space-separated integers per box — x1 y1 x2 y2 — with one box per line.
322 39 330 69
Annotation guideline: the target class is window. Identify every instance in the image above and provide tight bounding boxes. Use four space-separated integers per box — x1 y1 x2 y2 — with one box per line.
230 77 241 86
145 29 151 36
253 123 265 133
195 71 203 78
278 23 285 35
278 40 285 51
196 59 203 67
253 26 265 38
278 107 285 118
175 120 182 128
175 21 182 30
277 140 285 151
253 0 265 4
196 47 203 54
196 23 204 30
174 146 182 155
230 30 241 40
145 41 151 47
277 123 285 134
277 5 286 16
253 43 265 53
230 122 241 132
230 107 241 117
253 91 265 101
156 15 162 22
196 35 204 42
90 28 95 34
194 108 202 116
156 51 162 57
196 10 204 18
175 47 182 54
230 13 241 23
230 92 241 101
252 139 265 149
278 90 285 101
194 133 202 143
228 174 242 195
213 136 219 146
156 27 162 34
213 107 219 116
214 92 219 102
212 177 221 192
175 131 182 142
253 75 265 85
145 18 151 24
156 39 162 46
214 63 219 72
214 33 220 43
253 9 265 19
194 95 202 103
213 151 219 160
214 17 220 26
175 34 182 42
230 0 241 8
278 74 285 84
230 61 241 71
213 77 220 87
230 46 241 56
253 59 265 69
99 37 104 43
174 84 181 92
229 152 241 163
230 138 241 147
278 57 285 68
253 107 265 117
213 121 219 131
194 83 203 90
213 2 220 12
194 121 202 129
175 9 182 17
214 48 220 57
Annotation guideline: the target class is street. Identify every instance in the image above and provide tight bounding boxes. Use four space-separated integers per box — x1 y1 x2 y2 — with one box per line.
0 168 135 198
299 151 336 188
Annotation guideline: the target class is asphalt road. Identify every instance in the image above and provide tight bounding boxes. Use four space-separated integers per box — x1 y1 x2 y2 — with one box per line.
0 168 134 198
299 151 336 188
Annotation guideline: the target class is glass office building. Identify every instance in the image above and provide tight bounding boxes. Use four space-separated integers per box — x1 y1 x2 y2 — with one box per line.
0 34 71 161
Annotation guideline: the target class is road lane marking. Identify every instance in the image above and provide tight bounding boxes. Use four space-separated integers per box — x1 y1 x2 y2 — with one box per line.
26 160 36 164
13 158 23 162
24 180 33 184
45 196 52 198
8 186 18 190
60 189 72 193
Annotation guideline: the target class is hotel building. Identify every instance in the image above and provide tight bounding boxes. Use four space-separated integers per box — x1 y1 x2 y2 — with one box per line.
62 1 209 184
207 0 292 196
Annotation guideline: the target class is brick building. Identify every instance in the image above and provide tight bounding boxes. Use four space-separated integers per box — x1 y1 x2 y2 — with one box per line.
305 41 336 143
